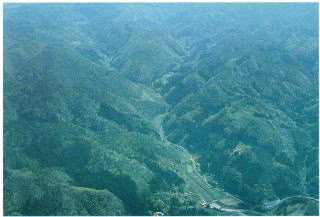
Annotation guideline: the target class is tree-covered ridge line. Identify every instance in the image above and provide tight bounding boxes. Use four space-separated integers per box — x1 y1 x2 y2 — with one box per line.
4 3 319 216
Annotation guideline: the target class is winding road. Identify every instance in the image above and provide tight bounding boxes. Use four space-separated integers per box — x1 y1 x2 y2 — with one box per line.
153 113 319 216
157 118 246 215
160 125 243 204
262 195 319 208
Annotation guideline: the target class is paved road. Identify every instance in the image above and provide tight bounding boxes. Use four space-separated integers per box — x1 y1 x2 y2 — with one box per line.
158 122 246 215
154 113 319 216
169 134 243 203
262 195 319 208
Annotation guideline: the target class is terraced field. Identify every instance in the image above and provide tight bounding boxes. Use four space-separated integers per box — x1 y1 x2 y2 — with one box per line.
152 113 249 215
154 112 319 216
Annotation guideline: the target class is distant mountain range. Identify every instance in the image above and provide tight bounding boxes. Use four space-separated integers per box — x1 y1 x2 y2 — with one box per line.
4 3 319 216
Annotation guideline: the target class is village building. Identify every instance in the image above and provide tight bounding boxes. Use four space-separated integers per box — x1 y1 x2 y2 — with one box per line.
152 211 164 216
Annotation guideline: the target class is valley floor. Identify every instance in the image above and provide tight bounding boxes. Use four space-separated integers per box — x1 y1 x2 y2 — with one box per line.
152 113 319 216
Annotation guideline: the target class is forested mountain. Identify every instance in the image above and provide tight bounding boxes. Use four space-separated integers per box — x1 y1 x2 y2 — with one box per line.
4 3 319 216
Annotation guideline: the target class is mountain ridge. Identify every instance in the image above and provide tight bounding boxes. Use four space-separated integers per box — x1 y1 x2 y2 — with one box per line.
4 3 319 216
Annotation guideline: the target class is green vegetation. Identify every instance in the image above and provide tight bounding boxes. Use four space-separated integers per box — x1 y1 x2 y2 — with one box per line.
4 3 319 216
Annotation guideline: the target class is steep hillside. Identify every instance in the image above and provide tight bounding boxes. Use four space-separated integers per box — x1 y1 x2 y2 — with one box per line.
4 3 319 216
161 3 319 212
